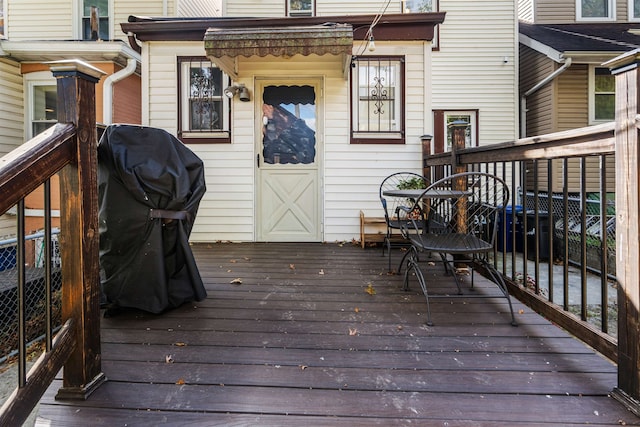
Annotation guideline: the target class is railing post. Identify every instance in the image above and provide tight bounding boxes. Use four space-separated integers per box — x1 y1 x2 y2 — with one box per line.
421 134 432 180
49 60 107 400
606 49 640 415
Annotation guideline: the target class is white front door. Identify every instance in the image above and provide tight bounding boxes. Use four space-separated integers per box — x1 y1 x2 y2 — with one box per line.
256 79 322 241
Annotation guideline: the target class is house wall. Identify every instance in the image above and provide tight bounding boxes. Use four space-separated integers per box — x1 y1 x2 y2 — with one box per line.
518 0 534 22
112 70 142 124
6 0 73 40
432 0 519 146
222 0 403 17
534 0 629 24
519 45 555 137
143 40 432 242
0 58 23 155
6 0 181 41
177 0 220 17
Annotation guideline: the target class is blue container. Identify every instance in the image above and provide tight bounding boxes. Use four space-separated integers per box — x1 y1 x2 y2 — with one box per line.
497 205 523 252
0 246 16 271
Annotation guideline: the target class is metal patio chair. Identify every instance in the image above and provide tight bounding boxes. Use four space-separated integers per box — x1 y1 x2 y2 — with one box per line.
399 172 517 326
379 172 429 272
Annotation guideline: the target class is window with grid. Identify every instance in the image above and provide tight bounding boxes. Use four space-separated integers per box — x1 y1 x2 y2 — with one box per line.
351 57 404 143
577 0 615 20
288 0 314 16
178 57 231 143
82 0 109 40
592 67 615 122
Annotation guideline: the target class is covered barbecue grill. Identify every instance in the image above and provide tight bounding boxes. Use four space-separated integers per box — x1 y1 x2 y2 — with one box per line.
98 124 207 314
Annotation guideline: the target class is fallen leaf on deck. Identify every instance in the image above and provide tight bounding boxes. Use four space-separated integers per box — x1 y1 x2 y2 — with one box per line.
354 307 360 313
289 264 296 270
175 378 185 385
519 309 525 314
299 365 308 370
427 262 435 266
319 269 325 275
230 259 237 263
174 342 187 347
165 355 174 363
349 328 358 336
230 278 243 285
365 283 376 295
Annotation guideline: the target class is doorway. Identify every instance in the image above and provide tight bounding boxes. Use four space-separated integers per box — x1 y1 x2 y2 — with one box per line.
256 79 322 241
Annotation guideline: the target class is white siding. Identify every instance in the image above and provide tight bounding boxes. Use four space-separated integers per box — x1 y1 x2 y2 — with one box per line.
7 0 73 40
518 0 533 22
177 0 220 17
145 41 432 242
433 0 518 146
223 0 399 17
0 59 23 155
115 1 175 40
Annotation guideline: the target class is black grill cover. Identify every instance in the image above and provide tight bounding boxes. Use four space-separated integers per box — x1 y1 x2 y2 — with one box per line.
98 124 207 313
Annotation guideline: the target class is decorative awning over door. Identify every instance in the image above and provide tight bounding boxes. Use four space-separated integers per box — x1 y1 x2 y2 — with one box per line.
204 24 353 79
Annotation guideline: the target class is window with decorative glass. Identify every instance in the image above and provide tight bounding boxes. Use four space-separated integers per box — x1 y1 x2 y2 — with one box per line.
82 0 109 40
179 58 231 143
288 0 314 16
592 67 615 122
351 57 404 143
577 0 615 20
402 0 436 13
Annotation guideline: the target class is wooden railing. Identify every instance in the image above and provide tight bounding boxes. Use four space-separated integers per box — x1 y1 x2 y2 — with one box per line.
422 50 640 416
0 61 105 426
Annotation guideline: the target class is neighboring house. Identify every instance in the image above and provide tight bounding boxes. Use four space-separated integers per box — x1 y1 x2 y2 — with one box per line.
518 0 640 193
121 0 520 243
0 0 219 238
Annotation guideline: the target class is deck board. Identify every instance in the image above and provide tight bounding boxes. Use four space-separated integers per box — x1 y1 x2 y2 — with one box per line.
36 242 638 426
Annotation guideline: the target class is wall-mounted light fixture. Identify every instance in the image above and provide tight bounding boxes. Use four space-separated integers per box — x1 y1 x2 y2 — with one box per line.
224 83 251 102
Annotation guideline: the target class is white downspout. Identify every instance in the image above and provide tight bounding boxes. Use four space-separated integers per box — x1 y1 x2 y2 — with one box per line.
102 58 137 125
520 57 572 138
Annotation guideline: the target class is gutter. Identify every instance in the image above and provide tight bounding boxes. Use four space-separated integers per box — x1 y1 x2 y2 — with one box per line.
520 57 572 138
103 57 137 125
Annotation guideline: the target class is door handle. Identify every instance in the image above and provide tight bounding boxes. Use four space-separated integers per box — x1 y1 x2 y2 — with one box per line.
256 153 260 168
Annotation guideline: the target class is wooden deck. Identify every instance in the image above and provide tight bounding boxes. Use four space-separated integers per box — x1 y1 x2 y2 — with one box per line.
36 242 638 426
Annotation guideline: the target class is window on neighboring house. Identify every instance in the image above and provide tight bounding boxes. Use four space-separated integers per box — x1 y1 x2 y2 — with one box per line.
433 110 478 153
402 0 437 13
0 0 5 38
351 56 404 144
577 0 615 21
630 0 640 20
25 73 57 139
591 67 615 122
82 0 109 40
178 57 231 143
288 0 314 16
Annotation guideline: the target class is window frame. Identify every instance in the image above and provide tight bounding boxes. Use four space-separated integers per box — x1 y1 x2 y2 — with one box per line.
24 72 57 140
74 0 113 40
588 65 615 124
0 0 6 39
401 0 438 13
350 56 405 145
629 0 640 21
177 57 232 144
286 0 315 16
433 110 479 154
576 0 615 21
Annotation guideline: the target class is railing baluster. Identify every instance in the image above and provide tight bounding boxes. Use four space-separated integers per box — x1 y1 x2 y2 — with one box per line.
17 200 26 389
562 158 570 312
44 179 53 351
600 155 608 333
579 156 588 321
